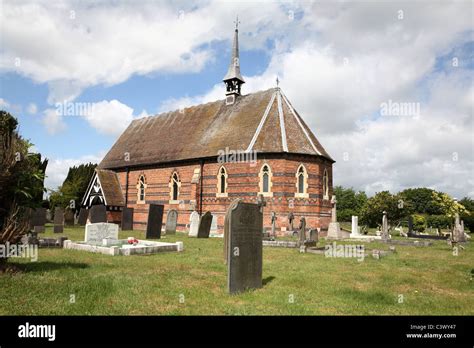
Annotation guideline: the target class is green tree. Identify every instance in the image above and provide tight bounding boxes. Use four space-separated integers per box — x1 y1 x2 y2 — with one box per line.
360 191 407 227
48 163 97 215
399 188 444 215
334 186 367 222
0 111 47 267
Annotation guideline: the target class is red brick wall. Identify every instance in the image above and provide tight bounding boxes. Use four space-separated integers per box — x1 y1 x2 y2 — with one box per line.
115 155 333 235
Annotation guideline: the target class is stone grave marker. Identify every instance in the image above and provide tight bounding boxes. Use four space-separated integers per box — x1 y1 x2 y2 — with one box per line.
226 199 264 294
90 205 107 223
121 207 134 231
29 208 46 232
288 212 295 231
146 204 164 239
211 214 218 233
189 211 200 237
64 209 75 226
85 223 119 245
197 211 212 238
78 208 89 226
298 217 306 244
271 211 277 238
165 209 178 235
351 215 359 237
53 207 64 233
381 211 390 240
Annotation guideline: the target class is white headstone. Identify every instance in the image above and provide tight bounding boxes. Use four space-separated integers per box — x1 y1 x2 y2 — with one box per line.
351 216 359 236
211 214 218 232
188 211 200 237
85 223 119 244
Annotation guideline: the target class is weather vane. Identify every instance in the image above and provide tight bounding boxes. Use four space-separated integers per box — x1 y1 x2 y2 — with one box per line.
234 15 240 30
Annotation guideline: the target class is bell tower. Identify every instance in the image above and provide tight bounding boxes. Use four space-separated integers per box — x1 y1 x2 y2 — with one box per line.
223 16 245 105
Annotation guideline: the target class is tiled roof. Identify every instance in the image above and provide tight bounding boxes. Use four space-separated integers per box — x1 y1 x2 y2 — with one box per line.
99 88 333 169
96 169 125 206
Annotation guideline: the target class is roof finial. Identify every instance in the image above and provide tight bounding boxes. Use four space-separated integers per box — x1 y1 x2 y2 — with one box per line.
276 76 280 88
234 15 240 30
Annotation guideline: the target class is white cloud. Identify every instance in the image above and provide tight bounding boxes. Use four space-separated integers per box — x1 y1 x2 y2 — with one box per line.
42 108 66 135
0 0 288 104
27 102 37 114
0 98 10 108
81 99 135 136
44 152 105 193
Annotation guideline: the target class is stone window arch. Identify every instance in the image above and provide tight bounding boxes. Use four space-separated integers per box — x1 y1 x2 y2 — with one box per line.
295 164 309 198
137 174 147 204
323 168 329 200
258 164 273 197
217 166 228 197
169 171 181 203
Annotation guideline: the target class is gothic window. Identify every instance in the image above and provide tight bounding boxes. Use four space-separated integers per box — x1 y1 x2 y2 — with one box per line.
295 164 309 198
217 166 228 197
137 175 147 203
259 164 273 197
171 172 180 201
323 168 329 200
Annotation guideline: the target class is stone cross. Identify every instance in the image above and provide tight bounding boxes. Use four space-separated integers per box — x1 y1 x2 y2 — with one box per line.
330 195 337 223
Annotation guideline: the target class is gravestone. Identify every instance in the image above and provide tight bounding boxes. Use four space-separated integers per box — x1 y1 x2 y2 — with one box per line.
64 209 75 226
309 229 318 244
121 207 134 231
146 204 164 239
197 211 212 238
210 214 218 233
327 195 346 239
298 217 306 244
85 223 119 245
189 211 200 237
29 208 46 232
288 212 295 231
408 216 414 234
381 211 390 240
78 208 89 226
351 215 359 236
90 205 107 223
53 207 64 233
165 209 178 235
226 199 264 294
271 211 277 238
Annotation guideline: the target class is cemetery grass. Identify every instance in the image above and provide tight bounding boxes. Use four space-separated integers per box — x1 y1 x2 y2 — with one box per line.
0 226 472 315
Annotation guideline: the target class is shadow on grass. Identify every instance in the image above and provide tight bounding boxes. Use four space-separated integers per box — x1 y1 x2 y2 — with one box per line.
263 276 275 286
15 261 89 273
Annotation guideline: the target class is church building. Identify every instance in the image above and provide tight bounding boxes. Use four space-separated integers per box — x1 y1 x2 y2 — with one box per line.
82 23 335 235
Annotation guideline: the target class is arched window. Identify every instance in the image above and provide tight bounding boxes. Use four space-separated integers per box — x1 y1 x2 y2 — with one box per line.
217 166 228 197
258 164 273 197
168 171 181 202
137 175 147 203
295 164 309 198
323 168 329 200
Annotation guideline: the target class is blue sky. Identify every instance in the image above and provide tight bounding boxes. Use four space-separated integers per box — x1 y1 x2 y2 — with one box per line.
0 1 472 198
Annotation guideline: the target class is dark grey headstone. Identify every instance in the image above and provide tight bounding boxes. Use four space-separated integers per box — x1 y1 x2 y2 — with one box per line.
29 208 46 231
121 207 134 231
64 209 75 226
226 199 263 294
197 211 212 238
408 216 414 234
165 209 178 235
53 207 64 233
90 205 107 223
146 204 164 239
78 208 88 226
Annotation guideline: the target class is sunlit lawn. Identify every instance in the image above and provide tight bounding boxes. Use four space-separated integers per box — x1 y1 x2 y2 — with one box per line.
0 225 472 315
